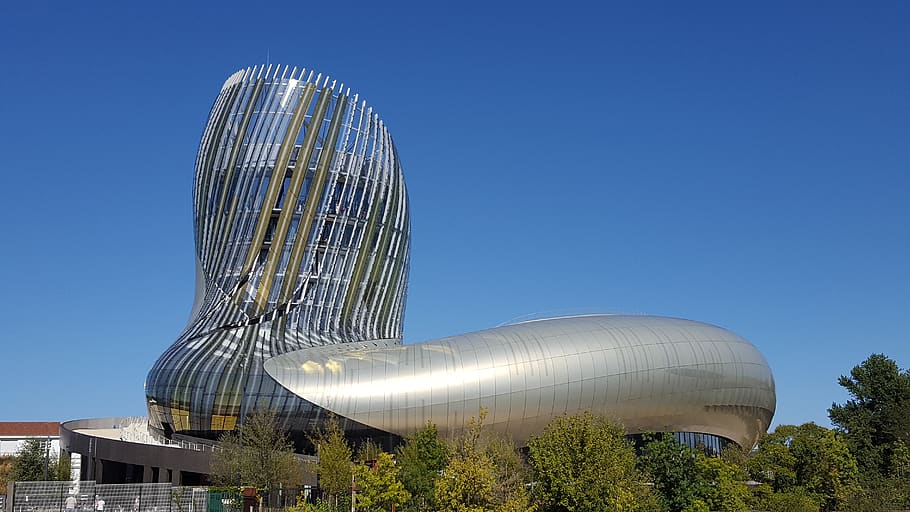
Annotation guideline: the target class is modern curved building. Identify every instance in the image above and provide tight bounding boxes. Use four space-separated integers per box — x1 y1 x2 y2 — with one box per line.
147 65 775 452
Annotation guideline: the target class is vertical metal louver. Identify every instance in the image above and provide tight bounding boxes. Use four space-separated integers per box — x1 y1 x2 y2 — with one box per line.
146 65 410 436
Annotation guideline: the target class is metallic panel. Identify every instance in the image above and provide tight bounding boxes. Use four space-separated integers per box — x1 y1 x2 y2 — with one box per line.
264 315 776 448
147 64 774 450
146 66 410 436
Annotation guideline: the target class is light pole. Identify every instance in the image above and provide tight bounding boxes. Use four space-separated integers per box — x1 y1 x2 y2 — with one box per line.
237 360 247 494
43 435 50 480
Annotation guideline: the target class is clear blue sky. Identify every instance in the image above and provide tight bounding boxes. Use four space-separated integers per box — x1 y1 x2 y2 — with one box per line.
0 2 907 430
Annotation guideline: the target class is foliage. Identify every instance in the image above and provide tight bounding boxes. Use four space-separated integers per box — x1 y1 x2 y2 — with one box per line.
828 353 910 477
639 433 749 512
692 455 749 512
352 452 410 512
748 423 857 511
638 433 701 512
310 417 353 509
0 455 15 492
286 500 334 512
10 439 67 482
209 408 304 490
434 453 496 512
434 409 533 512
396 422 449 511
758 487 820 512
55 451 71 481
355 440 383 465
528 412 652 512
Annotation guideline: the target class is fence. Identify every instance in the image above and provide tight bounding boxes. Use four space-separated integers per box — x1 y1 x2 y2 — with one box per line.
8 482 207 512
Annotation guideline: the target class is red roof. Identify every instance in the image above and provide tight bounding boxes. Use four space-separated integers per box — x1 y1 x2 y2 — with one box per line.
0 422 60 437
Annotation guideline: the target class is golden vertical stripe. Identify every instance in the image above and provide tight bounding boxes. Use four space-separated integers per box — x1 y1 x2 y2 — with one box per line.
231 83 317 303
213 84 317 280
275 94 349 306
195 83 242 249
376 185 406 329
247 88 334 312
364 174 401 309
378 243 406 333
206 79 264 263
341 178 387 325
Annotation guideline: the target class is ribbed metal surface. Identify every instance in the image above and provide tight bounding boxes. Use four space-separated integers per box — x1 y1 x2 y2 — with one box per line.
146 65 410 435
264 315 776 448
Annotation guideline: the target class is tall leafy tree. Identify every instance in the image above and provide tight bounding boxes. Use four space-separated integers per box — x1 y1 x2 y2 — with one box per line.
828 353 910 476
11 439 58 482
353 452 409 512
529 412 656 512
748 423 857 511
640 434 751 512
311 417 353 509
435 410 533 512
396 422 449 511
209 408 304 490
692 455 749 512
638 433 701 512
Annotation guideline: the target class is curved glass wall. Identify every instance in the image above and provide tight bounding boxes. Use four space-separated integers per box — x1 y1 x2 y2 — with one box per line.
146 65 410 437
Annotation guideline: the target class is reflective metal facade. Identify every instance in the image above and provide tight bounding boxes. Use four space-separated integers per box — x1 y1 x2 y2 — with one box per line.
146 65 410 435
264 315 775 448
147 65 776 448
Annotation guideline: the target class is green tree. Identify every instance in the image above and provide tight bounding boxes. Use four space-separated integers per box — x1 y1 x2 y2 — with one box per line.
828 353 910 477
529 412 652 512
11 439 60 482
434 410 533 512
750 486 819 512
748 423 857 511
355 440 383 465
638 433 701 512
209 408 304 490
396 422 449 511
353 452 410 512
311 417 353 510
640 434 750 512
692 455 749 512
55 451 71 481
435 453 496 512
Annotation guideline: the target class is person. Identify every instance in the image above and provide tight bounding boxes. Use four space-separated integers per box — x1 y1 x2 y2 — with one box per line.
132 497 139 512
65 495 77 512
94 496 105 512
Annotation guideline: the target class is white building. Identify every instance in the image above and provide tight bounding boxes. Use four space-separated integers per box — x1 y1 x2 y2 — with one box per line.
0 422 60 457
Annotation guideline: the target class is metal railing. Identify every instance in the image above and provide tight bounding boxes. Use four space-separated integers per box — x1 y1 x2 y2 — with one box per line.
113 419 220 454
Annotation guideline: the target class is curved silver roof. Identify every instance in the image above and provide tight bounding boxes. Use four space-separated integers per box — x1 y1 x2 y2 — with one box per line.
264 314 775 447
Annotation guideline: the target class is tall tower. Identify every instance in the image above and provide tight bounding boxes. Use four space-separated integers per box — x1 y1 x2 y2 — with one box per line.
146 65 410 438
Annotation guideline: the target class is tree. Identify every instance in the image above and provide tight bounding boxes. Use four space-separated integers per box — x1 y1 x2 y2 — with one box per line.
10 439 61 482
692 455 749 512
529 412 653 512
396 422 449 511
209 408 304 490
639 434 750 512
434 410 533 512
750 486 819 512
311 417 353 509
638 433 701 512
748 423 857 511
353 452 410 512
1 455 16 492
828 353 910 477
55 451 71 481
